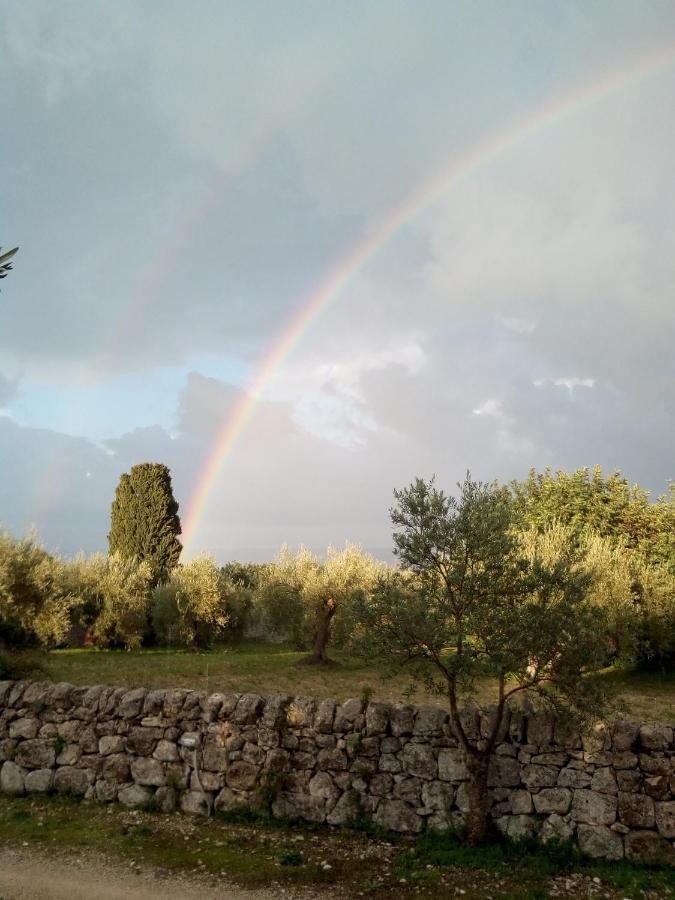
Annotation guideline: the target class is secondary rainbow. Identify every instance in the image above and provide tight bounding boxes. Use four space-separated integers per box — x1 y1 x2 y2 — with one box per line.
180 44 675 556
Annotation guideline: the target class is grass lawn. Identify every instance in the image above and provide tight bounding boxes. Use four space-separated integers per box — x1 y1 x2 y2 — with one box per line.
10 640 674 721
0 795 673 899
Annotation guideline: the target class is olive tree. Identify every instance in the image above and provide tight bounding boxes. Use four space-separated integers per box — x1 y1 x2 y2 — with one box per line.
351 476 611 845
261 544 383 663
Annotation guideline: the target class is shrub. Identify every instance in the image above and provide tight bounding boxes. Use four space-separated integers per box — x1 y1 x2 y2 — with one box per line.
0 530 75 648
152 556 228 648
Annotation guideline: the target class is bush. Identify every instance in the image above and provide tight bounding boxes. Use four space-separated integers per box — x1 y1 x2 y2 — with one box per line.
152 556 228 648
0 530 75 649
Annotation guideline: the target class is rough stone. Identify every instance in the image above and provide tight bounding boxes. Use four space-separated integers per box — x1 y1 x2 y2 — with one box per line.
527 712 554 748
438 748 467 783
131 757 166 787
421 780 454 811
53 767 92 796
590 767 618 795
226 760 258 791
9 717 39 740
24 768 53 793
365 702 389 735
571 790 617 826
624 829 675 865
374 798 423 833
179 790 210 815
98 735 125 756
118 783 152 808
389 705 415 737
309 771 340 806
317 748 348 772
557 766 592 789
102 753 130 782
234 694 263 725
118 688 147 719
510 789 533 815
1 761 25 795
639 722 673 751
496 815 538 840
540 813 574 844
521 765 558 789
488 755 520 787
402 743 436 780
95 778 118 803
655 800 675 839
153 739 179 762
333 698 363 732
618 792 655 829
577 824 623 860
533 788 572 815
14 739 55 770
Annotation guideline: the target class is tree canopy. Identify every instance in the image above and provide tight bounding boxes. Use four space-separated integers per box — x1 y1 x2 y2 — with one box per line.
352 475 611 844
108 463 182 584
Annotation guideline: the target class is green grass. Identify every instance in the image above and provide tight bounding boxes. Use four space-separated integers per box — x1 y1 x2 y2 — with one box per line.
0 796 672 899
10 640 672 720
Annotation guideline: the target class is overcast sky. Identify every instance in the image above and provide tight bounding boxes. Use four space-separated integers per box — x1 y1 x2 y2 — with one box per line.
1 1 674 562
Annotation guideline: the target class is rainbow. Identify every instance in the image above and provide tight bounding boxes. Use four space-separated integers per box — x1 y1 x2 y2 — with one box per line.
180 44 675 557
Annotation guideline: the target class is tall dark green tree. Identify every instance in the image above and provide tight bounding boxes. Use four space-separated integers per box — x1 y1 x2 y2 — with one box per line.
108 463 182 584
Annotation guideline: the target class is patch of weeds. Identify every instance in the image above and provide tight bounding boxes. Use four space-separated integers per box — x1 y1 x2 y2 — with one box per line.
52 737 66 756
360 685 373 705
256 769 283 813
279 849 304 866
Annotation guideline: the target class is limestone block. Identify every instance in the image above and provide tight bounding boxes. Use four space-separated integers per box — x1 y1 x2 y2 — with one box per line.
131 757 166 787
414 706 447 737
153 739 179 762
24 768 53 793
365 702 390 735
309 771 340 806
611 718 639 751
487 755 520 788
125 727 159 756
521 765 558 790
438 748 467 783
226 760 258 791
0 739 16 762
102 753 131 782
557 767 592 790
381 736 400 754
390 706 415 737
421 780 454 812
317 748 348 772
590 767 618 795
286 697 316 728
640 754 671 776
118 688 147 719
617 770 642 793
202 737 228 771
540 813 574 844
527 712 554 748
95 779 118 803
393 777 422 805
402 743 436 780
53 766 93 795
264 748 290 773
1 761 25 795
233 693 263 725
533 788 572 815
495 815 538 840
314 700 336 734
162 690 188 719
639 723 673 751
612 752 638 770
655 800 675 838
374 798 423 833
571 790 617 826
645 775 670 800
98 735 125 756
15 739 55 770
192 770 223 792
117 783 152 808
214 786 246 813
618 792 655 829
510 789 533 815
260 694 291 729
9 717 39 740
273 792 326 823
333 698 363 733
141 690 167 717
577 824 623 860
56 720 80 742
624 829 675 865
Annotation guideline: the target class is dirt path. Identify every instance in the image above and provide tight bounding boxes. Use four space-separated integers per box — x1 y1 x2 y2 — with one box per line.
0 846 324 900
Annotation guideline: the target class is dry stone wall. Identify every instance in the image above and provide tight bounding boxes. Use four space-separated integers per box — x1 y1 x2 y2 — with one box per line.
1 680 674 865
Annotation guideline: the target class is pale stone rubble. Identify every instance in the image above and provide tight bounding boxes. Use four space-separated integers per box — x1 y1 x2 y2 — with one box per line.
1 680 673 865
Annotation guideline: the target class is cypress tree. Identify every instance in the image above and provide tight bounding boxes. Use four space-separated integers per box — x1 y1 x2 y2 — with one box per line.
108 463 182 584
